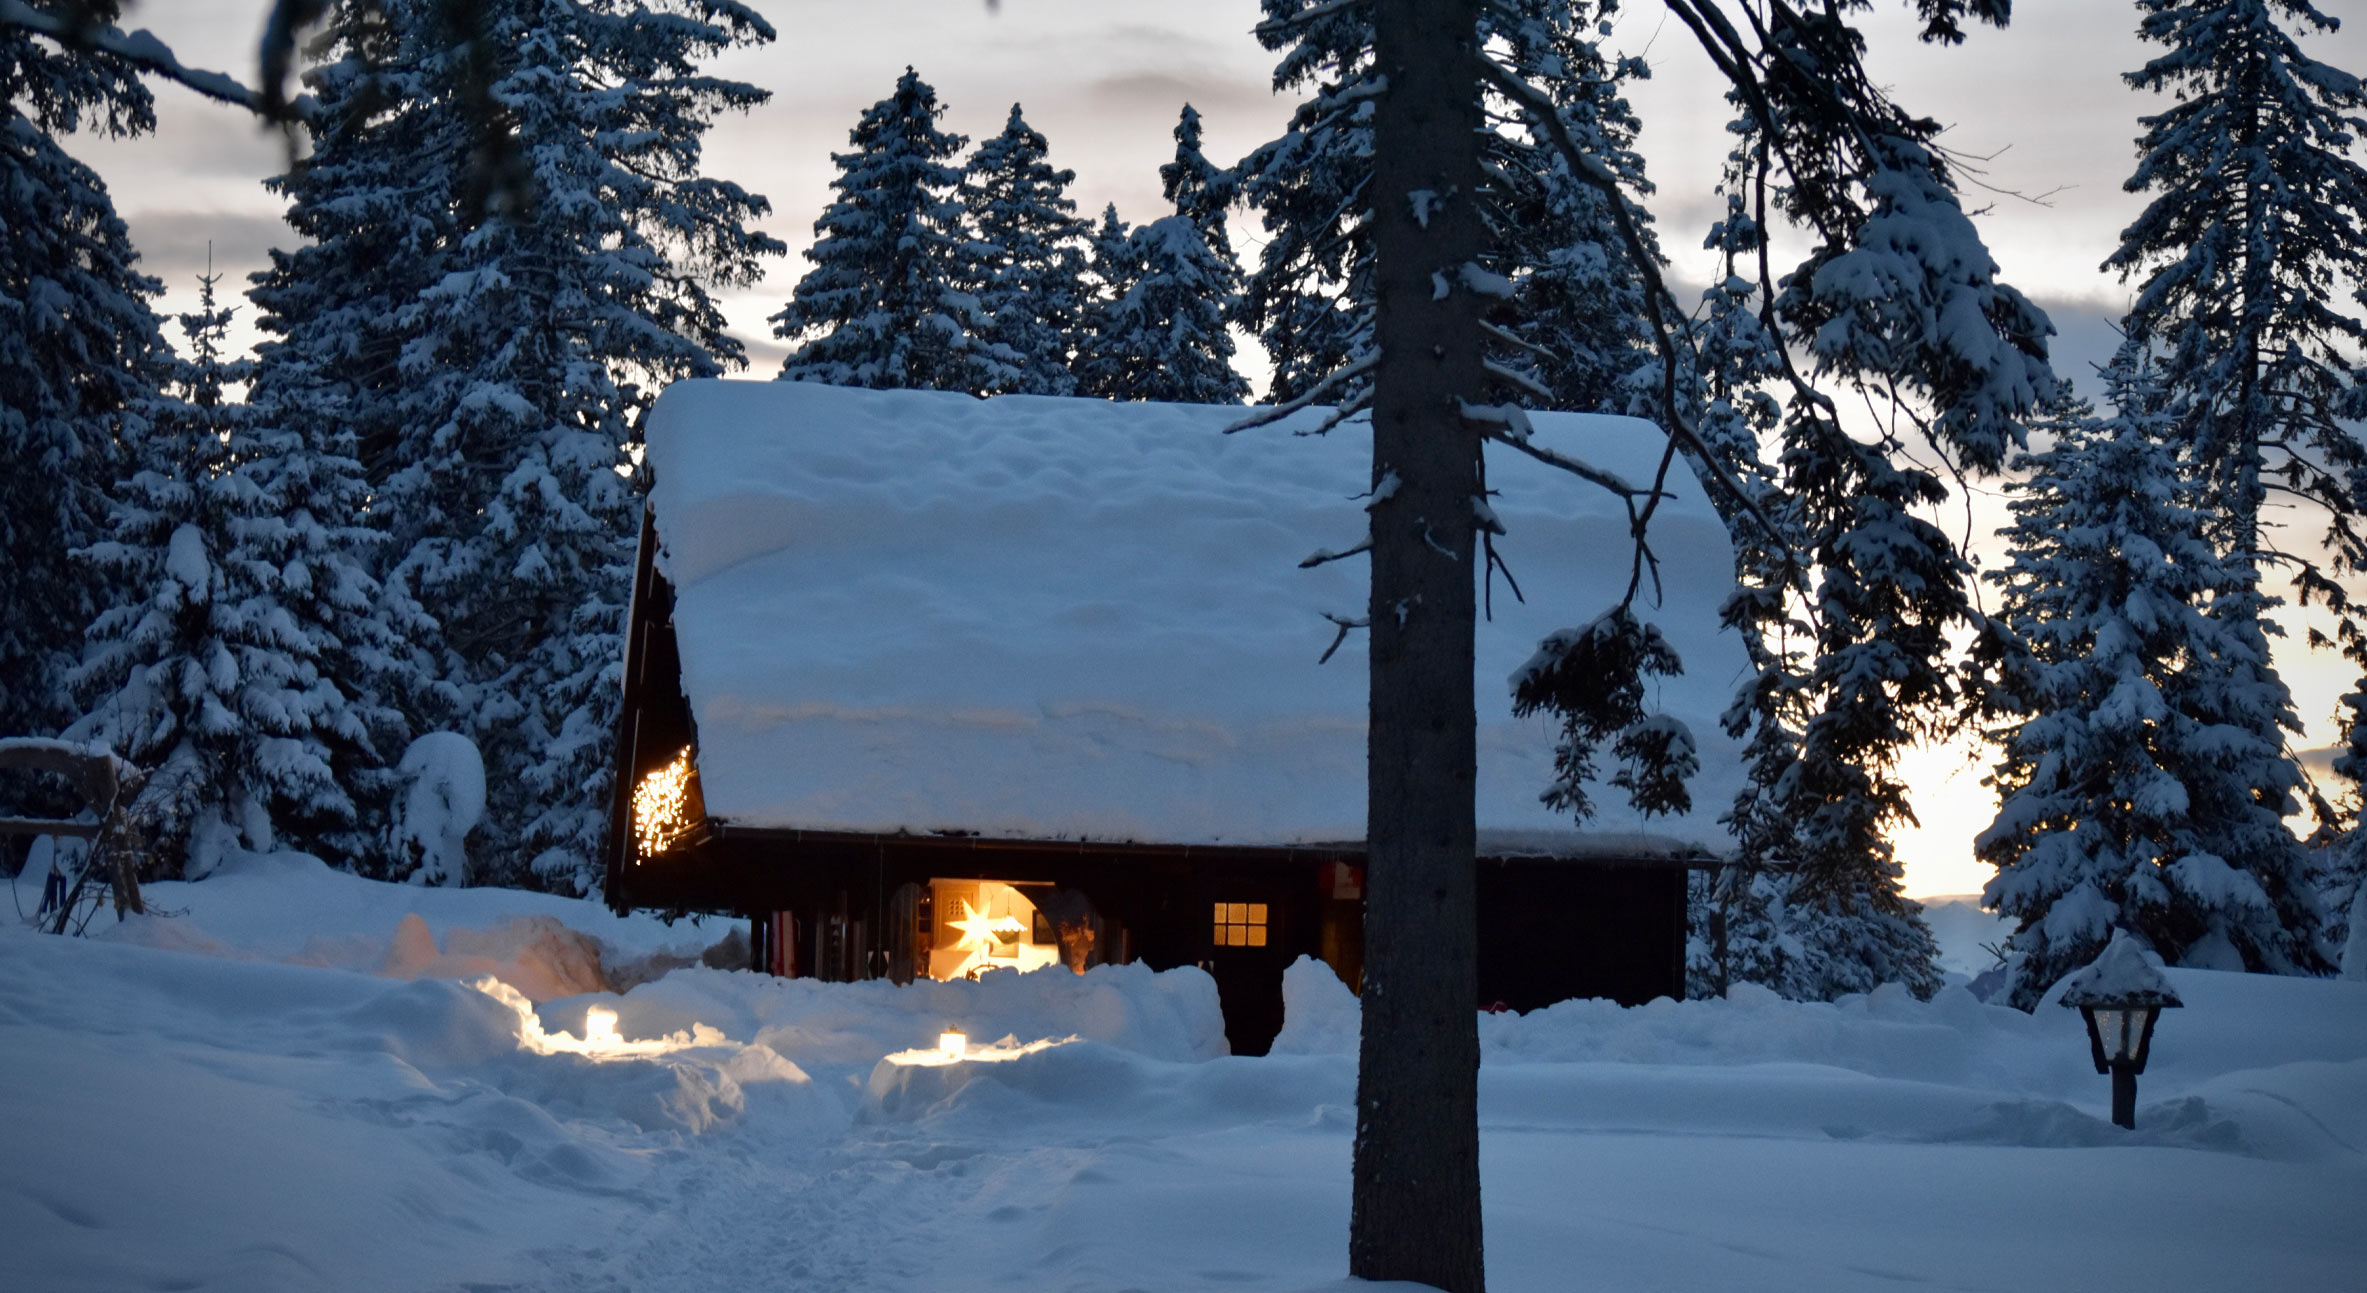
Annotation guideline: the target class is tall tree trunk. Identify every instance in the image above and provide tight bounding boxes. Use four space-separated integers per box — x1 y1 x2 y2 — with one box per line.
1351 2 1487 1290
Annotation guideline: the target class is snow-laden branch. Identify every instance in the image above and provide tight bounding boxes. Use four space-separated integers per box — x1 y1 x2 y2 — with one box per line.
1316 611 1370 665
1482 358 1554 403
1457 262 1515 299
1300 536 1373 569
1227 350 1378 435
0 0 312 123
1460 401 1646 500
1479 318 1560 363
1253 0 1374 40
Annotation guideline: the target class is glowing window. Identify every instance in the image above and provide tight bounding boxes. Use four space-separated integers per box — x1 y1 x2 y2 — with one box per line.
1213 902 1268 948
926 880 1061 981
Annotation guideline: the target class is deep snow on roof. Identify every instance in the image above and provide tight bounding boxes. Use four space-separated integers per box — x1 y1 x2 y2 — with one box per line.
643 380 1748 850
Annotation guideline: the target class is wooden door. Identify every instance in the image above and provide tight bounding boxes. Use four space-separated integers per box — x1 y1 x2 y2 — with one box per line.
1204 890 1292 1055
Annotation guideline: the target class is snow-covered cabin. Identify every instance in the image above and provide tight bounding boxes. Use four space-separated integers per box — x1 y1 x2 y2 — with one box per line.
608 381 1748 1051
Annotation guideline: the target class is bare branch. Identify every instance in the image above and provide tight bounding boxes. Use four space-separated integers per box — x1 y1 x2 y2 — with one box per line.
1473 54 1792 554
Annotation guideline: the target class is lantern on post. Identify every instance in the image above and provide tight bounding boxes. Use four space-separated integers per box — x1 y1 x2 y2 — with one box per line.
2057 932 2182 1130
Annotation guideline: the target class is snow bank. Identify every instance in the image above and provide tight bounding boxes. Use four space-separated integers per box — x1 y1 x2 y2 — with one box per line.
605 957 1229 1072
8 874 2363 1291
644 381 1749 848
48 848 718 995
1271 953 1363 1055
1274 954 2367 1156
0 923 805 1290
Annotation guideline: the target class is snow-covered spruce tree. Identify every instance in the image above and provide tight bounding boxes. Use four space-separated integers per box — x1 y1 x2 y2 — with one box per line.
1083 104 1251 404
2105 0 2366 945
249 0 775 886
1718 24 2053 999
961 103 1086 395
1979 349 2330 1006
368 0 776 891
1299 2 2045 1284
1160 103 1237 263
1078 216 1253 405
246 0 452 873
1682 117 1820 1000
249 0 459 494
1074 109 1250 406
2108 0 2367 598
2325 704 2367 955
1233 0 1656 411
0 7 165 751
1483 0 1659 413
69 273 381 877
1736 434 1958 999
772 68 1014 393
1514 67 2034 1002
1071 203 1139 398
1232 0 1380 403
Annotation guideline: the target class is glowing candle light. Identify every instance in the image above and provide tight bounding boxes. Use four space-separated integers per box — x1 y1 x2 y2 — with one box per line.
939 1031 967 1061
584 1006 621 1049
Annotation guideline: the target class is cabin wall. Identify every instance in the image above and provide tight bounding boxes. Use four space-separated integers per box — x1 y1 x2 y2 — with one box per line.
619 832 1693 1053
1476 859 1688 1012
606 514 703 907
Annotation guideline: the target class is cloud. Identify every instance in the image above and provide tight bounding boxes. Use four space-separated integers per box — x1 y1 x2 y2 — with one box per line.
120 209 287 290
2021 296 2132 399
1076 68 1272 120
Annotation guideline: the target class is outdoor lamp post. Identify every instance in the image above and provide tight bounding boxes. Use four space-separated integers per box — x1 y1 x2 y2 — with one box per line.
2058 932 2183 1130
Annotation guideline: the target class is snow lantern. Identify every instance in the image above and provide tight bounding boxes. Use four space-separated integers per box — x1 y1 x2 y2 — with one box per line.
2057 931 2182 1129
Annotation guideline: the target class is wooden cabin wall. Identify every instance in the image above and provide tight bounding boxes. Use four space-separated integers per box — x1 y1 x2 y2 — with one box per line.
622 831 1693 1050
605 511 704 906
1475 859 1688 1010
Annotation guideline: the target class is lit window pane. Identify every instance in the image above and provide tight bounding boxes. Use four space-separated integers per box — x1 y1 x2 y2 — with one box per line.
1229 903 1249 923
1213 923 1225 944
1249 904 1267 924
1248 927 1266 947
1213 902 1227 923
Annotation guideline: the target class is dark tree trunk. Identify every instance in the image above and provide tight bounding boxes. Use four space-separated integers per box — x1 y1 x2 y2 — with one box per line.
1351 2 1488 1290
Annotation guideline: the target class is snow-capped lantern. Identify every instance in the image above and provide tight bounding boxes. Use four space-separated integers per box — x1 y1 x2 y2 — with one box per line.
2058 932 2182 1129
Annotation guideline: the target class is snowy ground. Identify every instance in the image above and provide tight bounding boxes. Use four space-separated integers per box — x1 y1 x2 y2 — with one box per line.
3 857 2361 1292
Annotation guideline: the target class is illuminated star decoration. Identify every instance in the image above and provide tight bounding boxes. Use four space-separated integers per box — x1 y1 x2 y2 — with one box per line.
948 898 1028 974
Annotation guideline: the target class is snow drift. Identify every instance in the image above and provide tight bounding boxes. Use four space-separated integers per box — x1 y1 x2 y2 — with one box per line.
6 863 2361 1291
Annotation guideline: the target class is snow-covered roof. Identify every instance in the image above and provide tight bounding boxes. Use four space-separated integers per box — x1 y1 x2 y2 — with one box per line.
642 380 1749 853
